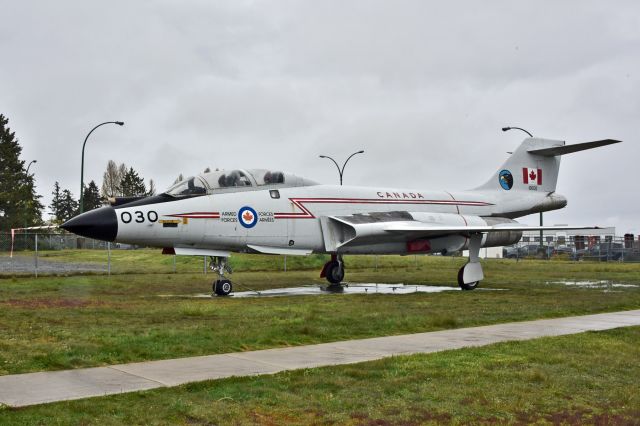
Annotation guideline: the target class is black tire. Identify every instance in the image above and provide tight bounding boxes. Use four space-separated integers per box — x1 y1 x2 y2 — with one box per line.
213 279 233 296
457 266 479 291
325 261 345 284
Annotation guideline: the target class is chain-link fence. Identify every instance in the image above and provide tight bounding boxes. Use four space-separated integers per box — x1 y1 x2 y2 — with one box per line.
503 235 640 262
2 232 639 277
1 232 108 252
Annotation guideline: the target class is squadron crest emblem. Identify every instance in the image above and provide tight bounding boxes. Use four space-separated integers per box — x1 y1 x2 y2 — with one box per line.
499 170 513 190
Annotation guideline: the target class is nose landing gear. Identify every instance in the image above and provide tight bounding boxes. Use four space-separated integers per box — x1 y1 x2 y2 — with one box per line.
210 256 233 296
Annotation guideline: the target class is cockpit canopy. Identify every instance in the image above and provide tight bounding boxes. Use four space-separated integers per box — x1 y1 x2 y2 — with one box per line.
165 169 317 197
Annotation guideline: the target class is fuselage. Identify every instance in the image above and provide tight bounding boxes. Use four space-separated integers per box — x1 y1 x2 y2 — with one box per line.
107 183 566 254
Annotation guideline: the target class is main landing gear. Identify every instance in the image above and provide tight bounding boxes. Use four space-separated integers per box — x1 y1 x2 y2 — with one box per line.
458 233 484 291
210 256 233 296
320 254 345 292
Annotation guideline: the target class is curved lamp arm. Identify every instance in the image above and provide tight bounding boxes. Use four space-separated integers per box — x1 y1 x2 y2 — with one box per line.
80 121 124 213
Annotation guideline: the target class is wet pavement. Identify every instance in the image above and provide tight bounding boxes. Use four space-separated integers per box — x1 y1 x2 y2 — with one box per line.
546 280 638 289
158 283 503 299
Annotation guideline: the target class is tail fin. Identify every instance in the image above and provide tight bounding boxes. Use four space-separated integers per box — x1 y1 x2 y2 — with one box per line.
474 138 621 193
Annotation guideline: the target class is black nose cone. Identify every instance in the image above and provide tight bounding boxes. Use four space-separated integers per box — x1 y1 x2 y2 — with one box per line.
61 207 118 242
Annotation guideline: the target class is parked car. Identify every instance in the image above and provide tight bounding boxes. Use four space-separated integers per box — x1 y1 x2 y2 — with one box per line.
503 246 526 259
590 243 624 261
552 245 575 256
573 243 624 261
522 244 553 258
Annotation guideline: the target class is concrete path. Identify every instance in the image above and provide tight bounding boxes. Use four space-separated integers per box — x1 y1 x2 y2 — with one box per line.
1 309 639 407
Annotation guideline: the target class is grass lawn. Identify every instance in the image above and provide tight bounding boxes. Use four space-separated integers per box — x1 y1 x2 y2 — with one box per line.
0 254 639 375
1 326 638 425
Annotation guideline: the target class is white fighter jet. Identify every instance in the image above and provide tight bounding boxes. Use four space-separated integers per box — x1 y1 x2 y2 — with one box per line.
62 137 620 295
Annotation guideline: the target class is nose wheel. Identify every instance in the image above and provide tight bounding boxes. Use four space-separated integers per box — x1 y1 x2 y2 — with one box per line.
210 256 233 296
213 279 233 296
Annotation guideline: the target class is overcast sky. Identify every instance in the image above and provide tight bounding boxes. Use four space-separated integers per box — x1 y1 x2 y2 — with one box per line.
1 1 638 233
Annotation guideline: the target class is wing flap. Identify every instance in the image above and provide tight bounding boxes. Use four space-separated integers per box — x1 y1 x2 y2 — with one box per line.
247 244 313 256
173 247 230 257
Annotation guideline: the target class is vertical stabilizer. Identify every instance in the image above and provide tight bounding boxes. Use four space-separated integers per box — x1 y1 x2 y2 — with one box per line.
474 138 564 193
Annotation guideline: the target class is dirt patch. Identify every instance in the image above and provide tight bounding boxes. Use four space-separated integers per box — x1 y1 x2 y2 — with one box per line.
1 298 105 309
513 409 640 425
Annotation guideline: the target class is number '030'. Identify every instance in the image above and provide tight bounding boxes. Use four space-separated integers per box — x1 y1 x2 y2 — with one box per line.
120 211 158 224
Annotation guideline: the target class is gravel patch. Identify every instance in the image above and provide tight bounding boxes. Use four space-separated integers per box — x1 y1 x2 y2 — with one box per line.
0 255 105 274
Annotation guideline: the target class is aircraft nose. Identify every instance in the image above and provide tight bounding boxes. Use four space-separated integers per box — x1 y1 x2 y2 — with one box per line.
60 206 118 242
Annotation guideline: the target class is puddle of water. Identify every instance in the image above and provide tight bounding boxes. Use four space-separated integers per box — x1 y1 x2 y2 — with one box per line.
158 283 502 299
547 280 638 289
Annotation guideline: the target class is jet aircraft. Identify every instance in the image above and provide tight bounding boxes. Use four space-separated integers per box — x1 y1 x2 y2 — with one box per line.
62 137 620 295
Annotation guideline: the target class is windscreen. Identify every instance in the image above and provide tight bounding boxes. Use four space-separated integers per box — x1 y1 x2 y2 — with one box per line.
247 169 285 186
165 176 207 196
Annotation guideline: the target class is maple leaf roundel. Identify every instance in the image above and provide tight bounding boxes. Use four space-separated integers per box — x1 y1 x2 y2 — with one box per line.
238 206 259 228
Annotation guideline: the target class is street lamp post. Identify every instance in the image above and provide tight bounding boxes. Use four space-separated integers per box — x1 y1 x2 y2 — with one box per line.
26 160 37 175
501 126 533 138
502 126 544 252
319 150 365 185
80 121 124 213
24 160 37 248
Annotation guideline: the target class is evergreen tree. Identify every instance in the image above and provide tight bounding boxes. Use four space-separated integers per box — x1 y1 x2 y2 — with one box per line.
49 181 62 222
147 179 156 196
82 180 102 211
0 114 43 230
58 189 78 222
101 160 156 198
120 167 147 196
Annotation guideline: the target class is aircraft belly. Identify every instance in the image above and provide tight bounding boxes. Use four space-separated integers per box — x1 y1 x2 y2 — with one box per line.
335 232 468 255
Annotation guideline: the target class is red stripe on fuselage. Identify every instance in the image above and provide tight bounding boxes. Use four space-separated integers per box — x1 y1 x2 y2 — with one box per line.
168 212 221 219
274 197 492 219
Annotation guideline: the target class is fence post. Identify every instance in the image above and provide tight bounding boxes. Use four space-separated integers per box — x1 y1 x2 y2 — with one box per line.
173 255 176 273
107 241 111 275
284 255 287 272
34 234 38 278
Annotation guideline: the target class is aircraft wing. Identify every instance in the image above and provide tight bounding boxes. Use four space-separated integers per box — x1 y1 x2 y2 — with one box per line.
385 223 600 236
319 213 601 251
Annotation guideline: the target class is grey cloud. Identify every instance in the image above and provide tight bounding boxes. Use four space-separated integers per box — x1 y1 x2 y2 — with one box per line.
0 0 637 232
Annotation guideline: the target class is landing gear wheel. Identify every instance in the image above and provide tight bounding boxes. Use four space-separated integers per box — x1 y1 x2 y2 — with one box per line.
213 279 233 296
457 266 479 291
325 260 345 284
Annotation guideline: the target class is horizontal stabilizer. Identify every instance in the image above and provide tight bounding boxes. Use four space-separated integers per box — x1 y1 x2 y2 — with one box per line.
528 139 621 157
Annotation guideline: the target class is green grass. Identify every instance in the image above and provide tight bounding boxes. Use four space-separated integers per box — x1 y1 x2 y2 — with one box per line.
1 256 639 376
1 327 638 425
6 247 640 278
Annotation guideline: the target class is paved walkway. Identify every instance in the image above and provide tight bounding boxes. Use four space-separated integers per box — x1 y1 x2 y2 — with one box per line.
1 310 639 407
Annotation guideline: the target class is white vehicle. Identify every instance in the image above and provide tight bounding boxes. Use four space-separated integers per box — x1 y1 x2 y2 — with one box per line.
62 137 620 295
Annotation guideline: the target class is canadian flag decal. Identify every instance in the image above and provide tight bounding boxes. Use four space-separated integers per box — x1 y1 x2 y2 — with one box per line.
522 168 542 185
